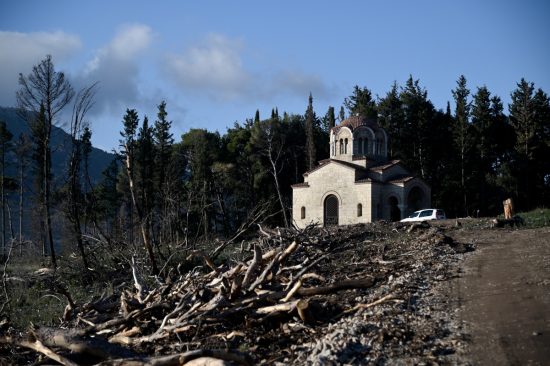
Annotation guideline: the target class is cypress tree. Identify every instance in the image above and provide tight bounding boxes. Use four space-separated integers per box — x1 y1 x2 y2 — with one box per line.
305 93 316 170
339 106 345 122
322 106 336 133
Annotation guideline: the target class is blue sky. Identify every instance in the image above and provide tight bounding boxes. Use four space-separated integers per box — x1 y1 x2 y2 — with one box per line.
1 0 549 151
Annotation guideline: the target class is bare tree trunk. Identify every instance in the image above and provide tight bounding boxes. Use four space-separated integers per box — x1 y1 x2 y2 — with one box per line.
6 203 14 242
68 152 88 269
19 158 23 256
1 145 4 258
124 145 158 275
269 155 288 228
44 144 57 269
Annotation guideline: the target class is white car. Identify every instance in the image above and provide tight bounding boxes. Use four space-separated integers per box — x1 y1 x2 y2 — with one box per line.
400 209 446 223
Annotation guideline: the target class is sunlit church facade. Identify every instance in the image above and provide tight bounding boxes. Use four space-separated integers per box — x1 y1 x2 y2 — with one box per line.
292 115 430 228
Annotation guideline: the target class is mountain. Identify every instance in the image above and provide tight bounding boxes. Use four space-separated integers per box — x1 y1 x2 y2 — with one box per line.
0 106 116 185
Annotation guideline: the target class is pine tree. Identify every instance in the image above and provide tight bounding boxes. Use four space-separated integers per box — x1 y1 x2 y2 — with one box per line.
120 109 158 274
343 85 377 119
471 86 493 214
17 55 74 268
378 82 404 158
399 76 435 179
153 101 174 195
451 75 471 215
509 79 550 208
510 79 536 158
137 116 155 243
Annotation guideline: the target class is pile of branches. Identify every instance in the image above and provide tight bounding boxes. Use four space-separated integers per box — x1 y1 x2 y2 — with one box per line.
0 222 473 365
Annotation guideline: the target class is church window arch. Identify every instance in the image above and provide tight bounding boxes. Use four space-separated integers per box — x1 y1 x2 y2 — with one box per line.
301 206 306 219
344 138 348 154
357 203 363 217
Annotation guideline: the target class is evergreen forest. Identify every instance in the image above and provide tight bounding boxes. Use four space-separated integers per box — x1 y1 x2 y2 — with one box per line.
1 56 549 273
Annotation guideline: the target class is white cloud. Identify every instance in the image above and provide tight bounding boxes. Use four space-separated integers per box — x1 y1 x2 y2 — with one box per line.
76 24 153 114
85 24 152 74
165 34 253 101
0 31 81 107
271 70 332 100
164 33 334 103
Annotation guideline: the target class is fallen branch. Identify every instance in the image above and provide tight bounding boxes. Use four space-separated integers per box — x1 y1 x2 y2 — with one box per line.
343 293 403 315
1 335 80 366
96 349 252 366
295 277 375 297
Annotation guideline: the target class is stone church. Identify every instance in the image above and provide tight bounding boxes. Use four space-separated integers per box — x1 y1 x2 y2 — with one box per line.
292 115 430 228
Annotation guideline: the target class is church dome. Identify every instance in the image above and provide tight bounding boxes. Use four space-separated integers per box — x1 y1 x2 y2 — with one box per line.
332 115 381 133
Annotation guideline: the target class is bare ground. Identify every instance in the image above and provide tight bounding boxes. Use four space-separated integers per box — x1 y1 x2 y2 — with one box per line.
1 221 549 365
446 225 550 365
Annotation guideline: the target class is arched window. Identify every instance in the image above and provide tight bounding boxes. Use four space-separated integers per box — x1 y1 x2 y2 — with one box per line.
357 203 363 217
344 138 348 154
301 206 306 219
339 139 343 154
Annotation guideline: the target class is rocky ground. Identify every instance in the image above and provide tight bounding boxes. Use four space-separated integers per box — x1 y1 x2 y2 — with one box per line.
1 219 548 365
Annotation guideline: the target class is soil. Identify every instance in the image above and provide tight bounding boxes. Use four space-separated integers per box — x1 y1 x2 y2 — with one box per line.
446 225 550 365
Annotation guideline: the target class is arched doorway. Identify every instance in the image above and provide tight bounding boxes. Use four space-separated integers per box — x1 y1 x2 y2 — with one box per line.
407 186 425 216
324 195 338 226
388 196 401 222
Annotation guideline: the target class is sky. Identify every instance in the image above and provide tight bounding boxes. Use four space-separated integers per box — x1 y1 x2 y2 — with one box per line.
1 0 549 152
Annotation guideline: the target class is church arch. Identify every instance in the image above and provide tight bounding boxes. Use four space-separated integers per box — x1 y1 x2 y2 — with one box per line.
388 196 401 222
357 203 363 217
301 206 306 219
353 126 375 155
374 130 386 156
323 194 339 226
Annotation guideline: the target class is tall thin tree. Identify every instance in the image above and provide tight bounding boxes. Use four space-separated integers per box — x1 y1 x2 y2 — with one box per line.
451 75 471 215
305 93 316 170
66 83 97 269
120 109 158 274
17 55 74 268
0 121 13 257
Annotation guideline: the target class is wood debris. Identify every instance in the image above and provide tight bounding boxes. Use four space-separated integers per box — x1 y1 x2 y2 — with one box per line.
0 221 475 365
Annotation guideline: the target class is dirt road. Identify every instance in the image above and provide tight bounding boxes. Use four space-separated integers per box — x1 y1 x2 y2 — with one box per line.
450 227 550 365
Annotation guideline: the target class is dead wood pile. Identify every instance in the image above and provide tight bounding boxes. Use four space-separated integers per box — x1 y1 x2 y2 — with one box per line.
1 221 474 365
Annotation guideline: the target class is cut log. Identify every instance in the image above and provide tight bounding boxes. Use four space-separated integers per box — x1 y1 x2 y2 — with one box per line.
295 277 375 297
241 245 261 289
296 299 313 323
255 300 299 315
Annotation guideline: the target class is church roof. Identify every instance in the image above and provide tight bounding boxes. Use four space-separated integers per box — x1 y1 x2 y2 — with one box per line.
303 158 367 177
387 175 415 184
331 115 382 133
369 160 401 172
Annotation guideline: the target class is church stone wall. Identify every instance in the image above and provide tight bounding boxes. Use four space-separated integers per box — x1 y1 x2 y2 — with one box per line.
292 163 374 228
